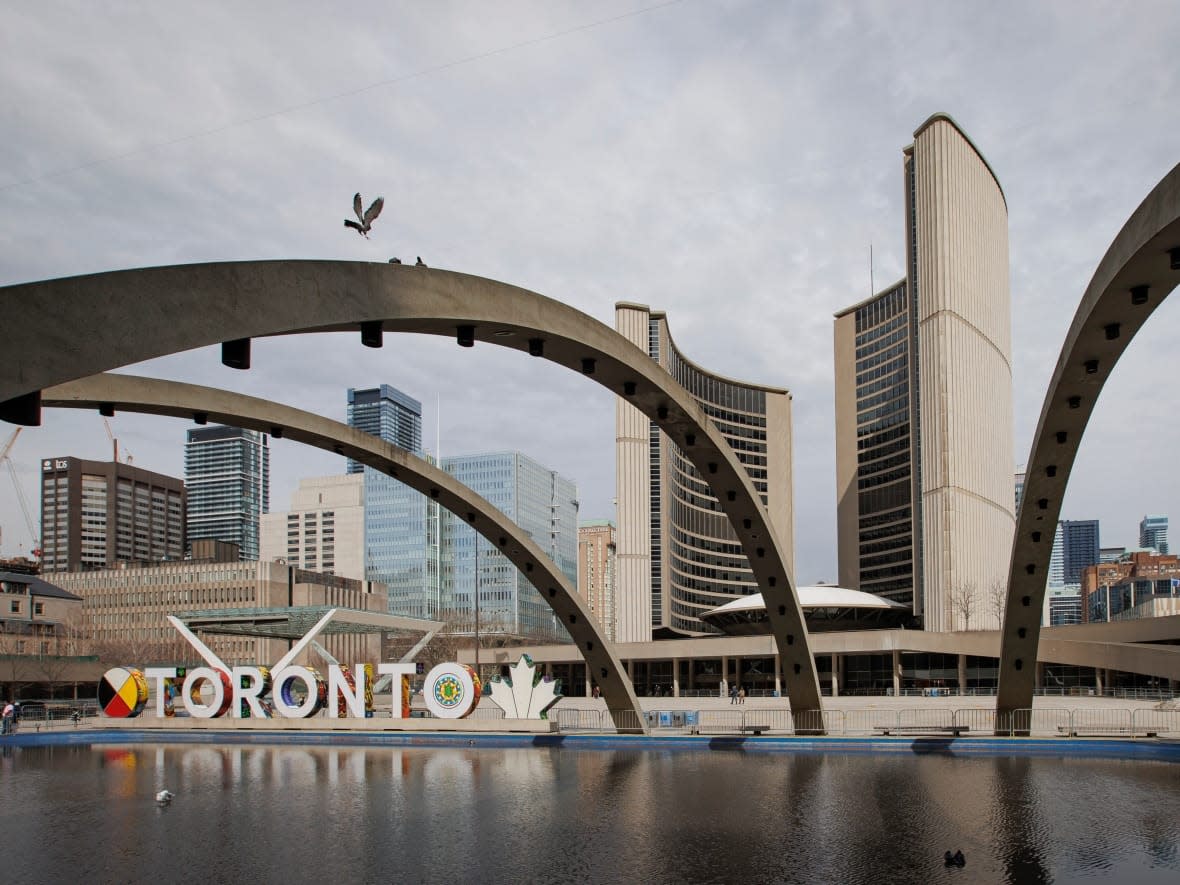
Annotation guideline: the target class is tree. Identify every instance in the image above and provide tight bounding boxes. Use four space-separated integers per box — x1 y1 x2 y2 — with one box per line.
986 577 1008 630
948 580 978 631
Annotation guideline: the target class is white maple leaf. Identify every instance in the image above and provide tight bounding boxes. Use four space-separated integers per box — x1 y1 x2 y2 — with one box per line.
485 655 562 719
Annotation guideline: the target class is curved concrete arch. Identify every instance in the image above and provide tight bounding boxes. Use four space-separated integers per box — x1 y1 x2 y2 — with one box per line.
42 371 649 732
2 260 825 713
997 162 1180 716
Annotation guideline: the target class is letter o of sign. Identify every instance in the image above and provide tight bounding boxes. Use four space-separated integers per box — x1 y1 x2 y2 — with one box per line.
184 667 232 718
423 663 482 719
273 666 322 718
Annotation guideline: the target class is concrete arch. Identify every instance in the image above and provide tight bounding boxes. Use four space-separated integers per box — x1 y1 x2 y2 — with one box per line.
997 163 1180 716
42 371 649 731
1 260 824 713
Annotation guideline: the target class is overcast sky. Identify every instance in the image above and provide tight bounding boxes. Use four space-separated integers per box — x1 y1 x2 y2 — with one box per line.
2 1 1179 583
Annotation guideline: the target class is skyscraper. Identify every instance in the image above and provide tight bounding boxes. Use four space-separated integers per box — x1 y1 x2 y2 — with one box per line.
1061 519 1100 584
39 457 185 572
345 385 422 473
1140 514 1169 555
615 303 794 642
184 426 269 561
259 474 366 579
443 452 578 641
345 385 436 617
834 114 1014 630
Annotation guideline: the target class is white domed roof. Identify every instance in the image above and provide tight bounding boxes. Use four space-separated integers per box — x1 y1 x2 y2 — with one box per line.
702 585 907 618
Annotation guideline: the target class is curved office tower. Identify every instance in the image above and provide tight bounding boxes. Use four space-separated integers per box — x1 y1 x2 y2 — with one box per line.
835 114 1014 632
616 304 793 641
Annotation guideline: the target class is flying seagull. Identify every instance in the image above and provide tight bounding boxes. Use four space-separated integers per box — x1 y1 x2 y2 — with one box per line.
344 193 384 238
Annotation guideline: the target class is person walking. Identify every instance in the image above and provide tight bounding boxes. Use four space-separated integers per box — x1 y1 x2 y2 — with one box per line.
738 686 747 704
2 702 14 735
729 684 738 704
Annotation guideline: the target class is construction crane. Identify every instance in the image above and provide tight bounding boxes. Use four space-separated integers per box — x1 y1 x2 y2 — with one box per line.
1 428 41 560
102 417 133 464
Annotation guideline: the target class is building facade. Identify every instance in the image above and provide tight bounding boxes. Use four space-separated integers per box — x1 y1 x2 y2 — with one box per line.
578 520 617 642
39 457 185 573
345 385 439 618
616 303 794 642
834 114 1014 630
1061 519 1100 585
1082 551 1180 623
346 385 422 473
51 560 389 667
443 452 578 641
1140 515 1169 555
184 426 269 561
259 474 366 580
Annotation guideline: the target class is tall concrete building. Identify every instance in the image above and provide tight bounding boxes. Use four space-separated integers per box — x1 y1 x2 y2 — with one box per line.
616 303 794 642
39 456 185 573
1140 514 1169 555
834 114 1014 631
184 425 269 561
578 520 617 642
259 474 366 579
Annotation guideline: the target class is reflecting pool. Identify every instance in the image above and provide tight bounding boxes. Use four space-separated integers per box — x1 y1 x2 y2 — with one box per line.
2 742 1179 884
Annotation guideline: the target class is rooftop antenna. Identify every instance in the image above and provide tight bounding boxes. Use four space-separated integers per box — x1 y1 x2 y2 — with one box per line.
869 243 875 297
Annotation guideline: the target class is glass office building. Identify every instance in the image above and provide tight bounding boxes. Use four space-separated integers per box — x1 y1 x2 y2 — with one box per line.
1140 515 1169 555
184 426 269 561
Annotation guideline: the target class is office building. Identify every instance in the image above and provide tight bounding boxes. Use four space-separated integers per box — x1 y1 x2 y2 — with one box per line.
1048 523 1066 587
1061 519 1100 585
443 452 578 641
259 474 365 579
1043 585 1083 627
616 303 793 642
1100 546 1127 564
345 385 422 473
39 457 185 573
578 520 617 642
834 113 1014 630
345 385 438 618
1082 551 1180 622
184 426 269 561
52 559 389 666
1140 515 1169 555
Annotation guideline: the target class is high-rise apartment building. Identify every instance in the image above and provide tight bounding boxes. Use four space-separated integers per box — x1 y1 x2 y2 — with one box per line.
259 474 365 579
39 457 185 572
184 426 269 561
1061 519 1100 585
834 114 1014 630
615 304 794 642
578 520 617 642
1140 515 1169 555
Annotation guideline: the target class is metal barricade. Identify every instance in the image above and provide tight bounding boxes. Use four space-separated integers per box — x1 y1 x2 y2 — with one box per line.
552 707 604 732
1132 709 1180 737
845 708 895 735
605 708 645 734
1069 708 1133 737
740 708 792 735
696 709 743 735
951 708 995 734
788 708 837 735
897 707 954 729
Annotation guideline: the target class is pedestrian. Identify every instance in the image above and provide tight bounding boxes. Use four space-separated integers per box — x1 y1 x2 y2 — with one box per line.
592 685 600 700
729 684 738 704
738 686 746 704
2 702 13 735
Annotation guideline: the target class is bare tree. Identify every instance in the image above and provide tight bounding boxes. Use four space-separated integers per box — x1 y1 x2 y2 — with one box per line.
948 580 979 631
987 577 1008 630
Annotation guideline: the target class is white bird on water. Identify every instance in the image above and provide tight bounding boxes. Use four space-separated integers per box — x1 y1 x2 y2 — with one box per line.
156 790 175 805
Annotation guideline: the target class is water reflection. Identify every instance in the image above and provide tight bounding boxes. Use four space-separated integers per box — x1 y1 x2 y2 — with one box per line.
0 744 1178 884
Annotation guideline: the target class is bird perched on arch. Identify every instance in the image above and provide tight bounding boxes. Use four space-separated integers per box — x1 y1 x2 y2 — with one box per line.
344 193 384 238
